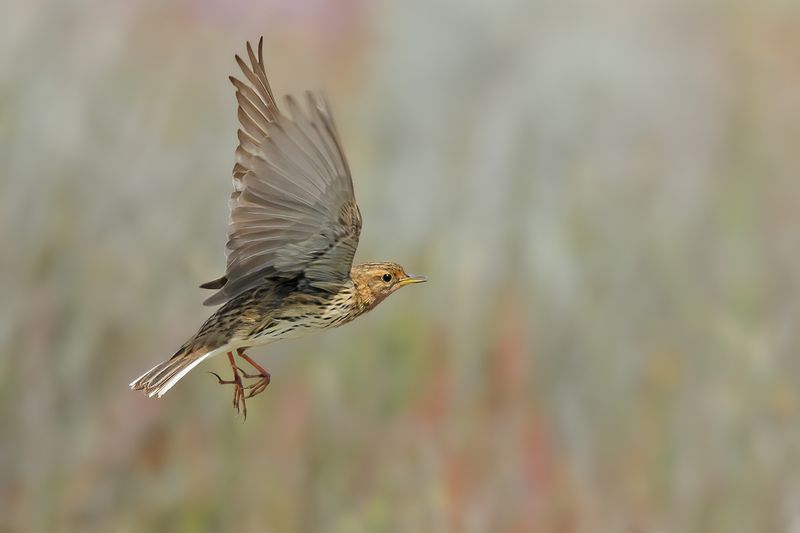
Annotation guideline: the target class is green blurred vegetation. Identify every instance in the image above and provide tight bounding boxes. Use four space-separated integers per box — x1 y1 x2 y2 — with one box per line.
1 0 799 531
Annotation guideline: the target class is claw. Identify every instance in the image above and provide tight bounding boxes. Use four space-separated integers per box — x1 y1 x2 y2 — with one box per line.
210 351 270 418
246 382 267 398
209 371 236 385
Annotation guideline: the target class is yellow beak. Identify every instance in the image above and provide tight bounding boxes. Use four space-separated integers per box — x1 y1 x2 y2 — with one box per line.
398 274 427 286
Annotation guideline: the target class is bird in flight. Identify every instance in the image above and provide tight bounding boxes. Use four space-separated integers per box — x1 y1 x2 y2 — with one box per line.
130 38 426 417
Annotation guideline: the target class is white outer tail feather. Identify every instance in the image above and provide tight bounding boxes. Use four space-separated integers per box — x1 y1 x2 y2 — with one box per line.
129 346 228 397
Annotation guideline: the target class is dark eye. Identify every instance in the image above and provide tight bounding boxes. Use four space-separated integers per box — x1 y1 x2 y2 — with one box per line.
382 273 392 283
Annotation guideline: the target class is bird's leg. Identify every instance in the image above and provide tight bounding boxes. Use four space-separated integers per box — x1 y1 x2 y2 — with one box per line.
236 348 271 398
209 351 247 419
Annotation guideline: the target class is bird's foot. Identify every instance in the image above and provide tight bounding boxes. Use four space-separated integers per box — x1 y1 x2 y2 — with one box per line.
209 351 248 419
236 366 271 398
236 349 272 399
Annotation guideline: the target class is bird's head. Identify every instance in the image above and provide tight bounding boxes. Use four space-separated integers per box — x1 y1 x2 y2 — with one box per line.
351 262 427 309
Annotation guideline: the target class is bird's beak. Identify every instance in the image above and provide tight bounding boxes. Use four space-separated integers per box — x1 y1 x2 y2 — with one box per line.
398 274 427 286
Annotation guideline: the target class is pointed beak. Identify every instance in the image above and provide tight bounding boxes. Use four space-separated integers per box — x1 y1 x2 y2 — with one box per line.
398 274 427 287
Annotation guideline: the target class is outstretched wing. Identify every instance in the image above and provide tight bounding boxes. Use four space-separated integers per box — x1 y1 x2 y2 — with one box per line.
202 38 362 306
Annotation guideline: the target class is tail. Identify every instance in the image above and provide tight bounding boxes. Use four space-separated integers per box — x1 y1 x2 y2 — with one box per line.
129 346 224 398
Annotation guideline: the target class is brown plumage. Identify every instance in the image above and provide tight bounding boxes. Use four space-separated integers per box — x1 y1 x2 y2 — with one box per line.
129 39 425 417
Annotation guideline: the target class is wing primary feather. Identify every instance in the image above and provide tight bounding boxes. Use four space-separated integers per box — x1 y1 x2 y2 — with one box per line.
230 76 274 123
307 118 345 185
234 54 271 107
310 92 351 180
237 107 268 138
284 96 335 173
237 129 260 154
248 39 277 111
304 91 348 179
255 134 329 201
266 119 329 189
235 91 271 134
256 37 277 107
281 96 335 182
235 43 277 114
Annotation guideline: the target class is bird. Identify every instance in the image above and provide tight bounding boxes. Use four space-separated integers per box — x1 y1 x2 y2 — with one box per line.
129 38 426 417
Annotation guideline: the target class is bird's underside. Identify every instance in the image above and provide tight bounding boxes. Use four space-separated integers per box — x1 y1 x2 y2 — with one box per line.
131 275 361 417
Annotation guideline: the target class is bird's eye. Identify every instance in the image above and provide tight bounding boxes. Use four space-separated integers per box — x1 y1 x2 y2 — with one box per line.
382 273 392 283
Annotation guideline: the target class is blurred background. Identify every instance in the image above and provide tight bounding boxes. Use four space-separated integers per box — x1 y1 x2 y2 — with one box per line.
1 0 799 531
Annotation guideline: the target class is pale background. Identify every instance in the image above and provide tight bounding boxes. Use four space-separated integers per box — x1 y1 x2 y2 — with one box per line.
1 0 799 531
